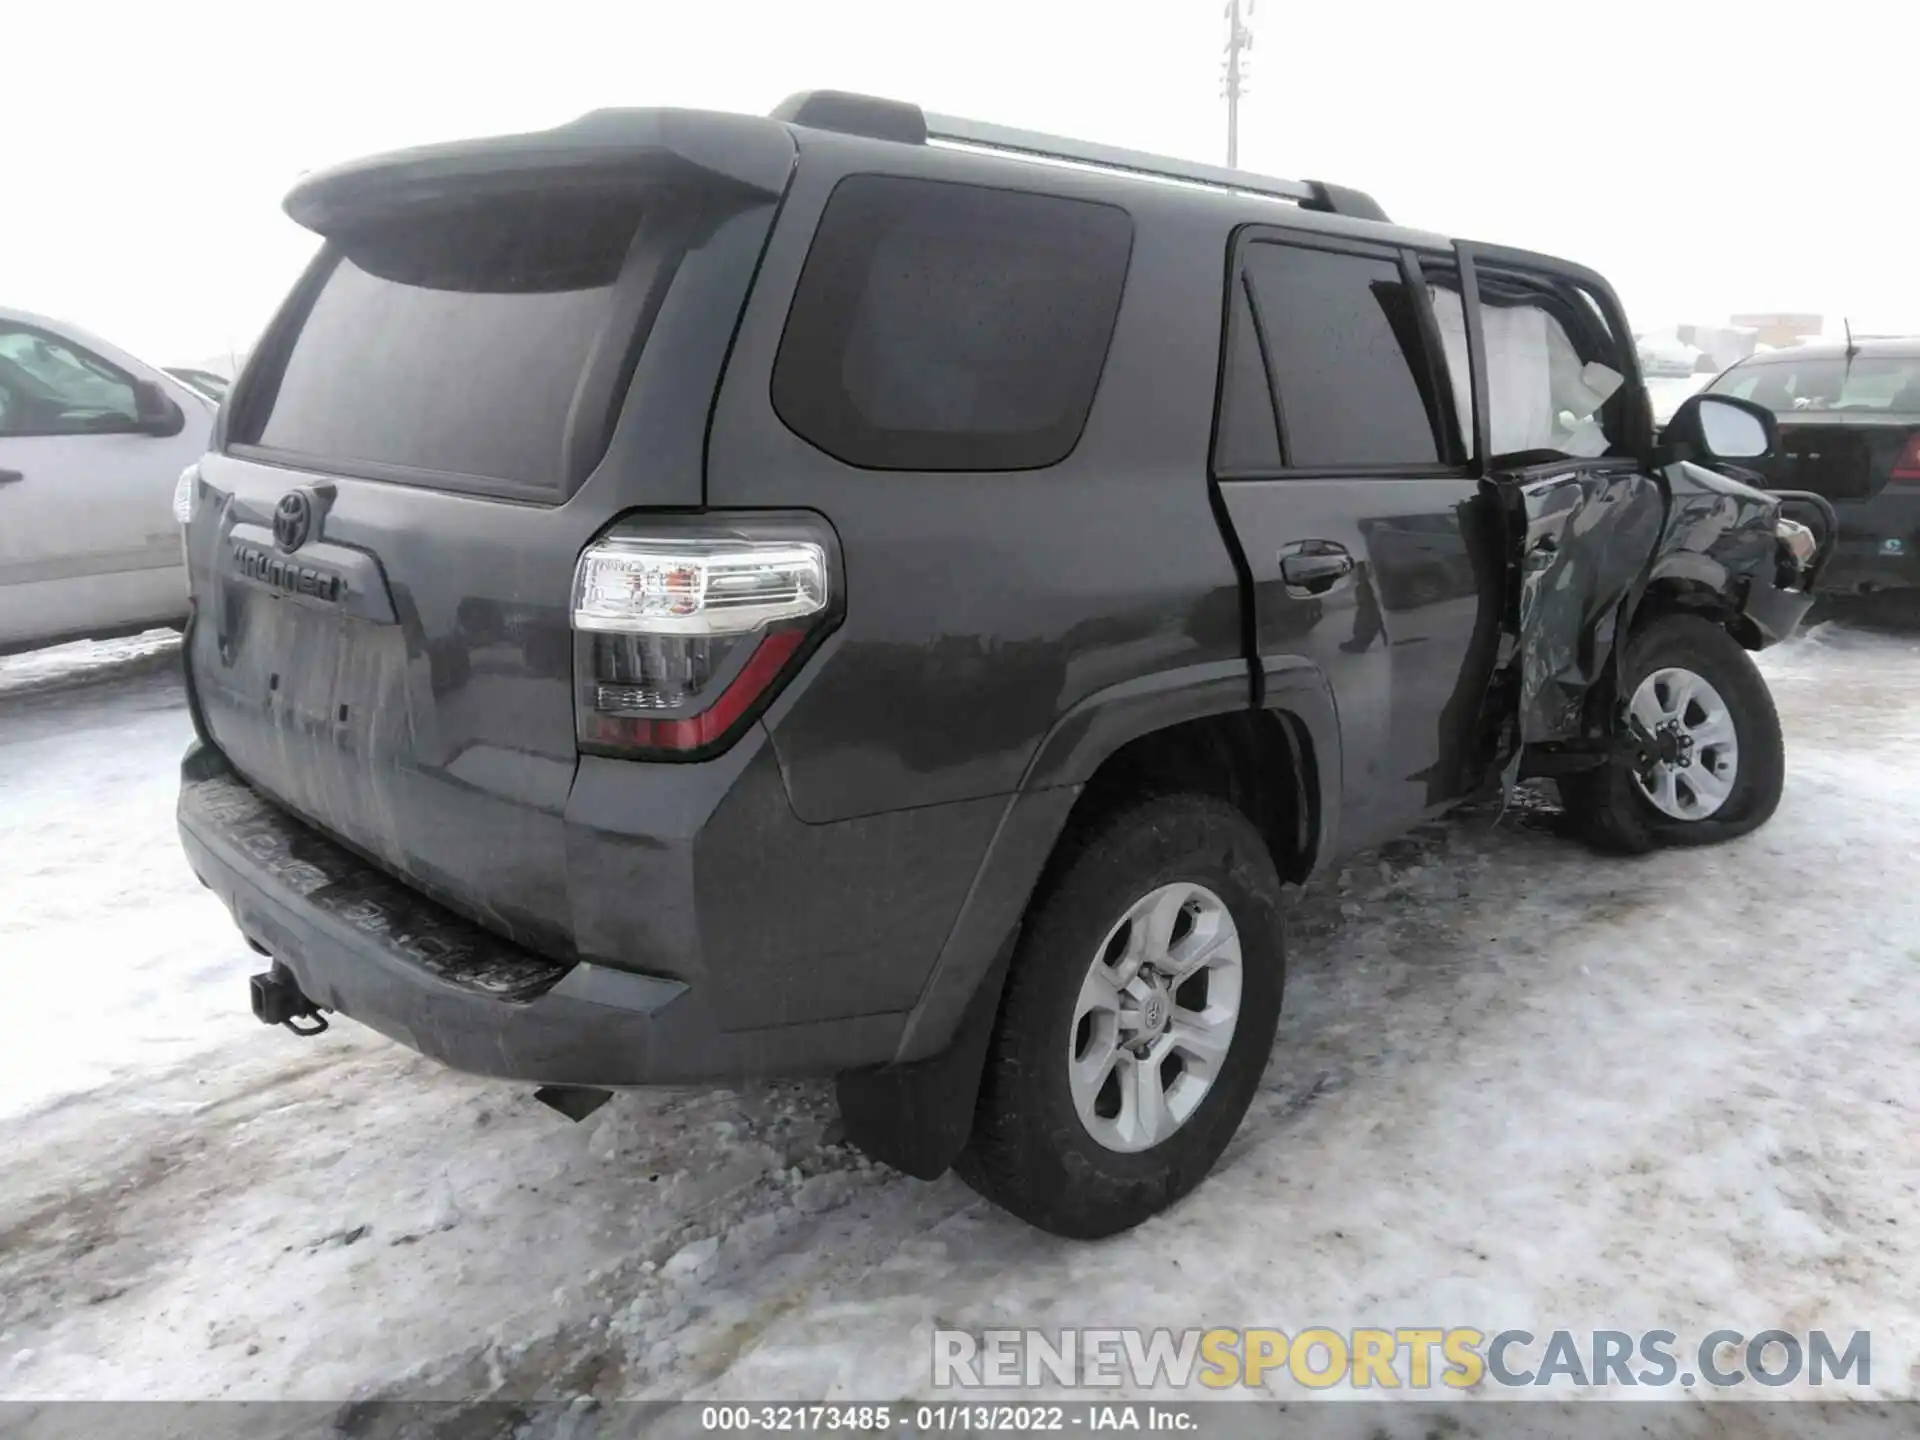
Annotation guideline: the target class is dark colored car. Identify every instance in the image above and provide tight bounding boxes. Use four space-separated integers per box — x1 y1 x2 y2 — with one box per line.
174 92 1828 1237
1707 339 1920 596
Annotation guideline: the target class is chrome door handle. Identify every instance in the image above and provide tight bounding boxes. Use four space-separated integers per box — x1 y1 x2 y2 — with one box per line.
1279 541 1354 594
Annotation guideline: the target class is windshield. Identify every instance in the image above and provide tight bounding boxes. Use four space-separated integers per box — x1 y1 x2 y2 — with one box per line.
1709 355 1920 415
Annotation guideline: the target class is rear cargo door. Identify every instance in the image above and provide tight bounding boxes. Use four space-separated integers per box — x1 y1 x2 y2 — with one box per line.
184 132 791 954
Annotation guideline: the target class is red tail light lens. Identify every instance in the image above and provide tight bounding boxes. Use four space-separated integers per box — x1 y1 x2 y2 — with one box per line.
570 520 838 759
1892 433 1920 483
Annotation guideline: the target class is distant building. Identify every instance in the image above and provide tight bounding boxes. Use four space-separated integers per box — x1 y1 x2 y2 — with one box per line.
1676 324 1757 372
1728 313 1824 348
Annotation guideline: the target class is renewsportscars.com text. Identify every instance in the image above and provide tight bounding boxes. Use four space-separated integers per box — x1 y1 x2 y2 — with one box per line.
933 1327 1871 1392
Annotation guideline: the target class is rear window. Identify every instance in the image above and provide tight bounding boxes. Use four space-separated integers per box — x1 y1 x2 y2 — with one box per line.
771 176 1133 472
1711 356 1920 415
240 195 646 493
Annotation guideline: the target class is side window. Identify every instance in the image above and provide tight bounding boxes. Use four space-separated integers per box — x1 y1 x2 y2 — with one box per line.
1424 276 1475 452
772 176 1134 472
1471 271 1630 462
0 324 139 438
1212 275 1282 473
1238 241 1445 469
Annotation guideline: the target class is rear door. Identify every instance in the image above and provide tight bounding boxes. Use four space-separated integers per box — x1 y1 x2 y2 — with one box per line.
184 137 791 955
1211 231 1497 854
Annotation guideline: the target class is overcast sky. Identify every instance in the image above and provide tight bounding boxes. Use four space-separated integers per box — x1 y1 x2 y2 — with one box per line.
6 0 1914 366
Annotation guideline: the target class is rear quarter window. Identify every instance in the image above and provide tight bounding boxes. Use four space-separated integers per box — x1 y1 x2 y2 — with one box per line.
771 175 1134 472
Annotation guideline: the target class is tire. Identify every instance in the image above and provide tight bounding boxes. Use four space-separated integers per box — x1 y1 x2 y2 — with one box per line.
1561 614 1784 854
956 793 1284 1238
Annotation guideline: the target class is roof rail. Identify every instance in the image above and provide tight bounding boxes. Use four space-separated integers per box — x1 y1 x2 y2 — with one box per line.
768 90 1389 224
924 112 1389 223
771 90 926 146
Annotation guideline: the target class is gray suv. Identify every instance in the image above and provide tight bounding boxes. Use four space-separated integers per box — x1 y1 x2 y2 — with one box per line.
175 91 1829 1236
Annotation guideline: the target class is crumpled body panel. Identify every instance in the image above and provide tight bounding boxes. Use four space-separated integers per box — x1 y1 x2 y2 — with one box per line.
1512 465 1665 743
1508 459 1792 746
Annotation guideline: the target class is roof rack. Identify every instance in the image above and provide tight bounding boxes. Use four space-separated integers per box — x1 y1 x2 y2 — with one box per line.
770 90 1390 224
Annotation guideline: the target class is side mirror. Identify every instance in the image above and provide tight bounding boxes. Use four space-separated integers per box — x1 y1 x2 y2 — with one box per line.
1662 393 1775 464
132 378 184 437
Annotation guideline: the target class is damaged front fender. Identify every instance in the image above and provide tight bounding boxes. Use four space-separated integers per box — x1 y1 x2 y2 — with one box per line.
1509 463 1665 746
1504 457 1816 752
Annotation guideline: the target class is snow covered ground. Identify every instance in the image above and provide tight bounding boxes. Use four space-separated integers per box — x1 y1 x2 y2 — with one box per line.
1 624 1917 1409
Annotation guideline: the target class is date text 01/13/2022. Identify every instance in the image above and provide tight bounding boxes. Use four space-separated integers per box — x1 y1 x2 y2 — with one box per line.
697 1404 1196 1432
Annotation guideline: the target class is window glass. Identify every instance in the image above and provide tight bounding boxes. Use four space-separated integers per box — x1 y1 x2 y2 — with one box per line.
1711 356 1920 415
1241 243 1441 467
249 194 645 490
772 176 1133 471
1472 275 1627 461
0 325 138 436
1424 275 1473 456
1212 277 1281 472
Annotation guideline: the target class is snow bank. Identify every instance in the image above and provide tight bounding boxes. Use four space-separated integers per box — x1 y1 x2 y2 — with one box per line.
1 626 1916 1403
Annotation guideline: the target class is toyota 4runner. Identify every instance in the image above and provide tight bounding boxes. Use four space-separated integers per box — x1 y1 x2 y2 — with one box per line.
175 92 1832 1237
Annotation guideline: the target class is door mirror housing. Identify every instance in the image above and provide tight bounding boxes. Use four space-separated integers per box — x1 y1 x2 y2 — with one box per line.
132 378 185 437
1662 393 1775 465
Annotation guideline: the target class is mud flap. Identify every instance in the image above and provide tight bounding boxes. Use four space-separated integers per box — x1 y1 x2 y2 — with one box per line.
834 933 1016 1181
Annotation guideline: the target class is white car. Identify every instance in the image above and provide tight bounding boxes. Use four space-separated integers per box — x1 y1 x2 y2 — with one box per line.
0 306 216 654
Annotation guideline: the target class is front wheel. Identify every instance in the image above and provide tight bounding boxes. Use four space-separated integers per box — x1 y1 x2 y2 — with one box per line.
1561 614 1785 853
956 794 1285 1238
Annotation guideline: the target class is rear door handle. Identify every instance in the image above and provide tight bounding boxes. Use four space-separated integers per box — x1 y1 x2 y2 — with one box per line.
0 469 22 485
1279 540 1355 594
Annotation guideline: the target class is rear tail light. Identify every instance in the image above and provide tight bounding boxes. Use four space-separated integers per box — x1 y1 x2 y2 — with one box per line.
570 522 836 758
1891 433 1920 483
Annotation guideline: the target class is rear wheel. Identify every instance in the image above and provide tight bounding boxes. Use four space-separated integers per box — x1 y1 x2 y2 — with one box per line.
1562 614 1784 853
956 794 1284 1238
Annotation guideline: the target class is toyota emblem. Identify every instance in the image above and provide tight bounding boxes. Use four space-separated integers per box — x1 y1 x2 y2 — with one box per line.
273 490 315 552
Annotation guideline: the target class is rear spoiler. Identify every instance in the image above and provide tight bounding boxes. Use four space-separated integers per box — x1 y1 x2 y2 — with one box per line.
284 108 797 235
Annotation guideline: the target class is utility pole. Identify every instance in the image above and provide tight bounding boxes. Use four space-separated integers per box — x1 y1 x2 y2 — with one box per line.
1223 0 1254 168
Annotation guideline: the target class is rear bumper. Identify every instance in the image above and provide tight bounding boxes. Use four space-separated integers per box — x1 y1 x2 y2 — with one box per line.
1819 537 1920 594
1820 492 1920 594
177 746 903 1085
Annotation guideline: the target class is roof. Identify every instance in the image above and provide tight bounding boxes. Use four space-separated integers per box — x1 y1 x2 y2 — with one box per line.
287 91 1415 247
1732 337 1920 364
